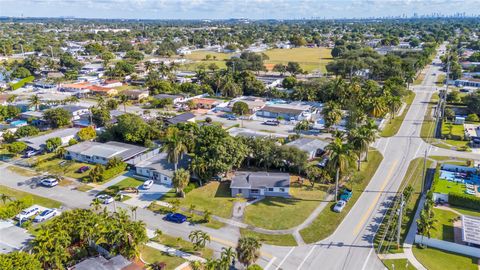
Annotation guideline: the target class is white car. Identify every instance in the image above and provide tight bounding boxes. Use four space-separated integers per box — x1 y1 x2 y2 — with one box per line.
33 209 58 222
143 180 154 190
15 206 41 221
96 194 114 204
333 200 347 213
40 178 58 187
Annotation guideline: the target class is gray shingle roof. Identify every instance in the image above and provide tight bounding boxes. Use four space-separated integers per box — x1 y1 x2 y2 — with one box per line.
286 137 329 152
71 255 132 270
166 112 195 125
230 171 290 189
19 128 80 150
66 141 148 161
135 152 190 178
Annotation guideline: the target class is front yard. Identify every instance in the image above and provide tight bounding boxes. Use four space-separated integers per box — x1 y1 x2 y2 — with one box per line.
151 233 213 259
0 185 62 208
31 153 92 180
413 246 478 270
243 179 328 230
140 245 186 270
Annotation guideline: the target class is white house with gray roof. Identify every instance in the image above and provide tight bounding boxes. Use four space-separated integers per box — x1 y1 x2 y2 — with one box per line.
135 152 190 185
230 171 290 198
19 128 80 151
286 137 329 160
65 141 148 165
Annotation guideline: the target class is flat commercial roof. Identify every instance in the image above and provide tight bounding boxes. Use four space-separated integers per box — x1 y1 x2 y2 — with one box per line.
462 215 480 245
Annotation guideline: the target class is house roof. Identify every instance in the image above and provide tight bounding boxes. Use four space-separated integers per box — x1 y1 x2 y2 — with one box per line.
154 94 185 100
135 152 190 178
71 255 135 270
87 85 114 92
192 98 220 105
61 82 91 89
57 105 89 114
66 141 148 161
259 105 309 115
19 128 80 150
166 112 195 125
461 215 480 245
286 138 329 153
230 171 290 189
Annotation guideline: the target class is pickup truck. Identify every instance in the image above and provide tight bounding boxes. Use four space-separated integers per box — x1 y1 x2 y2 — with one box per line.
339 188 353 202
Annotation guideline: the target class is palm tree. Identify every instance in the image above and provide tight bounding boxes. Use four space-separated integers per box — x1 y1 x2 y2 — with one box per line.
190 156 208 185
119 94 129 112
0 193 12 204
55 146 66 158
236 236 261 268
172 168 190 197
90 198 102 212
417 208 437 247
361 120 378 161
7 95 17 103
326 138 355 201
322 101 342 130
188 230 211 251
388 96 402 121
190 261 203 270
348 128 369 171
220 247 236 269
129 205 138 220
161 127 188 171
29 95 41 111
154 229 162 239
371 97 388 118
97 96 105 108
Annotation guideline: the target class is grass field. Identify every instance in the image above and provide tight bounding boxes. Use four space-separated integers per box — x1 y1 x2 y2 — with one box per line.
421 93 440 142
240 229 297 246
433 178 466 194
299 150 383 243
412 246 478 270
413 71 426 85
449 206 480 217
430 208 458 242
151 234 213 258
140 245 186 270
0 185 62 208
382 259 416 270
381 91 416 137
436 74 446 86
34 157 91 180
243 180 328 230
161 181 236 218
6 166 39 177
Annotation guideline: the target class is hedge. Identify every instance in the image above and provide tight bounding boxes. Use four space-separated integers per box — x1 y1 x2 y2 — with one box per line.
448 192 480 211
9 76 35 90
102 163 127 181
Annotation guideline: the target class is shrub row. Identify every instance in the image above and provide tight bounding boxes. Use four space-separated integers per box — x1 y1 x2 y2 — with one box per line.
102 163 127 181
448 192 480 211
9 76 35 90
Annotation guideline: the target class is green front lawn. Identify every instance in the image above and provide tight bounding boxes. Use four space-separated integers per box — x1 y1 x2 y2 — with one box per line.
243 180 328 230
151 233 213 258
34 157 92 180
0 185 62 208
449 206 480 217
140 245 186 270
240 229 297 246
412 246 478 270
382 259 416 270
160 181 236 218
430 208 459 242
381 91 415 137
299 150 383 243
6 166 39 177
99 177 143 201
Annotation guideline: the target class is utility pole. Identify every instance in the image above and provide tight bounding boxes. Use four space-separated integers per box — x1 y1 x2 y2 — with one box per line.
421 149 427 194
397 194 404 249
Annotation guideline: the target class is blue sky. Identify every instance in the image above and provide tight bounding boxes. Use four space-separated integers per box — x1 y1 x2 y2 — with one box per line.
0 0 479 20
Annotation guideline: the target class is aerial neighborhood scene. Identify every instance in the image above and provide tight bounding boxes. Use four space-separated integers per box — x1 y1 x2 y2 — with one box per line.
1 1 480 269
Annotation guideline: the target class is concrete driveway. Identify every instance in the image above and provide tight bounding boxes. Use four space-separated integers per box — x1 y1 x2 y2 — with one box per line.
123 183 172 208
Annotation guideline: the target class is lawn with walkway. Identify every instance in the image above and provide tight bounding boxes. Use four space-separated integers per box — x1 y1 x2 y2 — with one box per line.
243 179 328 230
140 245 186 270
33 156 92 180
382 259 416 270
412 246 478 270
151 233 213 258
239 229 297 246
299 150 383 244
98 177 144 201
160 181 236 219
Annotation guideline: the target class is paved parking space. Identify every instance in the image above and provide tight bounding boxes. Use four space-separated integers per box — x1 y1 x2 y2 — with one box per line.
124 183 172 208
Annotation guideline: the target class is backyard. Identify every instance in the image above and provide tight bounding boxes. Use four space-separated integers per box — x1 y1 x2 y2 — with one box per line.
429 208 458 242
243 179 328 230
440 121 470 151
412 246 478 270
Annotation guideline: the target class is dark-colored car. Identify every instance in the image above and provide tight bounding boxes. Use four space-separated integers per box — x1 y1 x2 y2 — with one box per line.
76 166 90 173
164 213 187 223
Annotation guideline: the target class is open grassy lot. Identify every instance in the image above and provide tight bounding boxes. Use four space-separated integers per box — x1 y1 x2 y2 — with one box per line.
6 165 39 177
151 233 214 258
240 229 297 246
433 178 465 194
140 245 186 270
382 259 416 270
34 157 92 180
243 180 328 230
381 91 415 137
299 150 383 243
421 93 440 142
430 208 458 242
412 246 478 270
0 185 61 208
375 158 433 254
263 47 332 73
161 181 235 219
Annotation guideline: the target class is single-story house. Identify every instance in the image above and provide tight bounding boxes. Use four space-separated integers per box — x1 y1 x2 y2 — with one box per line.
102 79 123 88
123 90 149 100
286 138 329 160
81 63 104 74
19 128 80 151
65 141 149 165
135 152 190 185
450 78 480 88
87 85 118 96
59 82 92 94
256 103 312 121
154 94 186 104
165 112 196 125
230 171 291 198
70 255 140 270
191 98 221 109
57 105 90 120
47 72 64 79
226 97 266 114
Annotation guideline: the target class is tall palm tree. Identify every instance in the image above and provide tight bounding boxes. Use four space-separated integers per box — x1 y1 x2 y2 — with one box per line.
119 94 129 112
129 205 138 220
322 101 343 130
388 96 402 121
29 95 41 111
0 193 12 204
361 120 378 161
172 168 190 197
188 230 211 251
220 247 236 269
90 198 102 212
161 127 188 171
417 208 437 246
236 236 261 268
190 156 208 185
348 128 369 171
326 137 355 201
7 94 17 103
97 96 105 108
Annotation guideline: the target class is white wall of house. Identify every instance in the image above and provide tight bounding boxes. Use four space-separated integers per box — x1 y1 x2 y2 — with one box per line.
66 151 109 165
135 167 173 185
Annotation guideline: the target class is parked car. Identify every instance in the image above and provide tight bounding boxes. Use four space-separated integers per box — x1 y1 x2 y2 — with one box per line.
40 178 59 187
317 157 329 168
95 194 114 204
340 188 353 202
143 180 154 190
226 114 237 120
76 166 90 173
33 209 58 222
15 206 40 221
333 200 347 213
23 150 38 158
164 213 187 223
263 120 280 126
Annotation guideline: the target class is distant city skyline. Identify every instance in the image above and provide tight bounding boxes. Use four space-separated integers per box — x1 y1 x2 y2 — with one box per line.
1 0 479 20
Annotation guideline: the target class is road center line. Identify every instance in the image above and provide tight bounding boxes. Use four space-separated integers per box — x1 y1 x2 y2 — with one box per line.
296 245 317 270
274 247 295 270
353 159 399 236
